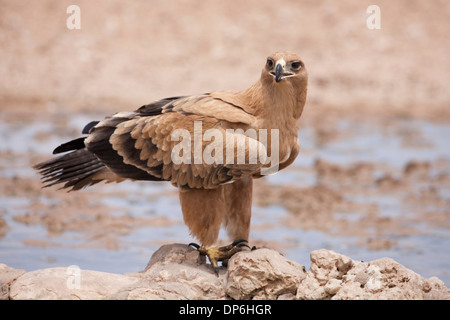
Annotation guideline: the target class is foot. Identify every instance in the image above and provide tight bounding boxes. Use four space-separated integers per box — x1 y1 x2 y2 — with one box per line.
189 239 250 276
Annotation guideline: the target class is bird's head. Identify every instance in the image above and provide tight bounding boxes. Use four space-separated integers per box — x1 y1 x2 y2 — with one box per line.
262 51 307 87
260 52 308 119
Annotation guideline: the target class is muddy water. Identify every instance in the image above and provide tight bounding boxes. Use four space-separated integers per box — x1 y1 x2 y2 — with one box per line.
0 114 449 286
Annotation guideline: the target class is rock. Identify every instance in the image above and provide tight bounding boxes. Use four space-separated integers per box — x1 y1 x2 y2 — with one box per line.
2 245 449 300
114 243 226 300
296 249 450 300
226 248 307 300
0 264 26 300
308 249 353 285
296 273 327 300
9 267 140 300
324 278 342 295
144 243 206 271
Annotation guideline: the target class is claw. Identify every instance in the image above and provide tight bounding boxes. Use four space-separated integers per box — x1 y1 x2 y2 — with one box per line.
231 239 251 249
188 240 250 276
188 242 201 249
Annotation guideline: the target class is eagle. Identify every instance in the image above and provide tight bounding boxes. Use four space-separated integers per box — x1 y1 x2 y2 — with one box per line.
34 51 308 275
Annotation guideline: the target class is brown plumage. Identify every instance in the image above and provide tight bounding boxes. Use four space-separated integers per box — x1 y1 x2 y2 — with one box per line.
34 51 308 264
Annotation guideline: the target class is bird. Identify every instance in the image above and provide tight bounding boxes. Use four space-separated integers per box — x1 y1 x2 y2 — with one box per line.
34 51 308 275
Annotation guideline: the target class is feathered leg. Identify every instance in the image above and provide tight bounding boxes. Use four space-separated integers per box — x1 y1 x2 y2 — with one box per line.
179 186 225 247
223 176 253 242
180 177 253 275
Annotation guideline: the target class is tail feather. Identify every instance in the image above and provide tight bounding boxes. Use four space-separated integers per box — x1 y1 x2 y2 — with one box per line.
41 159 103 186
39 153 96 175
34 146 106 191
40 158 100 179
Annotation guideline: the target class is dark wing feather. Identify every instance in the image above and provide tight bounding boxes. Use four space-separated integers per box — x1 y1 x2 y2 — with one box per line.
82 121 100 134
136 96 187 116
34 148 105 191
85 115 164 182
53 137 86 154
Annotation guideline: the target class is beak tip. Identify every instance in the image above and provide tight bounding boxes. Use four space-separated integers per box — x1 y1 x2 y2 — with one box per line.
275 63 284 83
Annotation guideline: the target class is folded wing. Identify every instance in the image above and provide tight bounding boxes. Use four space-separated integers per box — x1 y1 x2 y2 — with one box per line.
35 93 266 191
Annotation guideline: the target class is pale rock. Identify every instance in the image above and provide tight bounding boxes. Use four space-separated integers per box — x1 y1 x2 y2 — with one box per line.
324 278 342 295
364 265 383 293
297 250 450 300
296 273 327 300
332 282 368 300
226 248 307 300
277 293 296 300
3 245 449 300
9 267 140 300
0 264 26 300
308 249 353 285
423 277 449 300
112 243 226 300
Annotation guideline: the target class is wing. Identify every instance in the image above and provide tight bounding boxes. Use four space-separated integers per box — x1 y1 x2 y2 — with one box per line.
85 94 264 189
138 93 256 125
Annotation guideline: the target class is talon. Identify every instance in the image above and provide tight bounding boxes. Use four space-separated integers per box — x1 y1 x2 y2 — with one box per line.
188 240 250 276
231 239 251 250
231 239 248 246
188 242 201 250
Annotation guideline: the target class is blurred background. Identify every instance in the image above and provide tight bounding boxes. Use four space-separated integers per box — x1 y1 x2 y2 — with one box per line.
1 0 449 285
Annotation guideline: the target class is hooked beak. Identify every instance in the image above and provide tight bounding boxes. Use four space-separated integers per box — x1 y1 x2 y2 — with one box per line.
275 63 284 83
271 58 294 83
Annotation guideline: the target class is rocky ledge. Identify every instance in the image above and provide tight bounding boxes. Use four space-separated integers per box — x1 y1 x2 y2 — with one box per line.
1 244 448 300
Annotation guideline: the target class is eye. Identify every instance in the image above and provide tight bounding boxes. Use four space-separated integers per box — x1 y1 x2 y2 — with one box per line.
266 58 274 69
291 61 302 70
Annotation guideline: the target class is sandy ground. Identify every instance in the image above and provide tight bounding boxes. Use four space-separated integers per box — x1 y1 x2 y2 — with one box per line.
0 1 449 284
